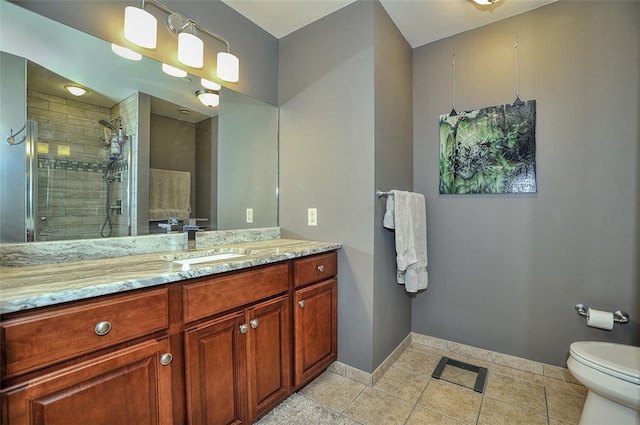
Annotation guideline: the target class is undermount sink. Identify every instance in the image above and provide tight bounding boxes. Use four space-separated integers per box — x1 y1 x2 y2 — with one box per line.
172 253 246 265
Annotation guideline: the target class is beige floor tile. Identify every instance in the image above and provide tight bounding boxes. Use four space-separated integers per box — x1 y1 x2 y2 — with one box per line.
478 397 548 425
417 379 482 424
393 346 442 376
373 365 430 403
405 406 465 425
490 363 545 385
343 387 414 425
446 342 492 361
407 342 446 357
549 418 576 425
546 387 585 424
299 371 366 412
544 376 588 397
491 352 544 374
484 372 547 414
544 364 582 384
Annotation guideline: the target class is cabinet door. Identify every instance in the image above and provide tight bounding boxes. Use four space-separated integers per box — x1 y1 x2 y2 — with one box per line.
246 296 290 422
293 278 337 387
184 311 247 425
1 339 173 425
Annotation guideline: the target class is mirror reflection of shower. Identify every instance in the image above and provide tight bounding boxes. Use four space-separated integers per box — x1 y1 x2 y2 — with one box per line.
99 116 128 238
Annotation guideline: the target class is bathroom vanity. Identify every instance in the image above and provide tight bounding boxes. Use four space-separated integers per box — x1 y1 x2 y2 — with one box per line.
0 237 339 425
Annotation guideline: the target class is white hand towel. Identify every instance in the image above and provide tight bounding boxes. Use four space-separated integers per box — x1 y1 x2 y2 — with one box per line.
385 190 428 293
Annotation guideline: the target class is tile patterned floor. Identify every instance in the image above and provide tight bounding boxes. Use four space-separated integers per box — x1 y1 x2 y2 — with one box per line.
257 342 586 425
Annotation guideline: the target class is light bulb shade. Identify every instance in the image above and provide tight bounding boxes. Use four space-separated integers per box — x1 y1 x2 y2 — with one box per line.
216 52 239 83
124 6 157 49
65 85 88 96
111 43 143 61
472 0 499 4
162 63 187 78
196 89 219 108
178 32 204 68
201 78 221 90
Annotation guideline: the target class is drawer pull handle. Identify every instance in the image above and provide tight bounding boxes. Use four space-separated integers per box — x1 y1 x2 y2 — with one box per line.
94 321 112 336
299 300 305 308
250 319 259 329
317 264 325 272
240 324 249 334
160 353 173 366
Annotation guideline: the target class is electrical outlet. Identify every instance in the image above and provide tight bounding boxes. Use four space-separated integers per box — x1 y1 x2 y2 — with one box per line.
307 208 318 226
246 208 253 223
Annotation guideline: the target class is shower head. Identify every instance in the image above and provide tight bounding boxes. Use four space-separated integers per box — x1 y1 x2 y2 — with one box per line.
99 119 117 130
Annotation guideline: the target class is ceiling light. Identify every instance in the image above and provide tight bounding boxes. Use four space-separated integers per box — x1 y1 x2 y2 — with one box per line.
124 4 157 49
111 43 143 61
201 78 221 90
178 24 204 68
65 85 88 96
196 89 219 108
472 0 500 4
217 52 239 83
162 63 187 78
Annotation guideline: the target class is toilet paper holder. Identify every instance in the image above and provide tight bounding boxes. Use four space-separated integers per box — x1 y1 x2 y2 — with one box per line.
575 304 629 325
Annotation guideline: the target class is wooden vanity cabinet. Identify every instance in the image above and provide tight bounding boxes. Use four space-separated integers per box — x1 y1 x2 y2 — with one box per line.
182 264 291 425
292 252 338 388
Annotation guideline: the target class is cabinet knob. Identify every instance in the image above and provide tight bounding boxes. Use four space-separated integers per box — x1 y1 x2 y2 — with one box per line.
94 321 112 336
250 319 259 329
160 353 173 366
299 300 305 308
239 324 249 334
317 264 325 272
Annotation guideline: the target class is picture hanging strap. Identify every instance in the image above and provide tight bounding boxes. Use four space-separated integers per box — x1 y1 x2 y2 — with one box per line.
513 36 524 106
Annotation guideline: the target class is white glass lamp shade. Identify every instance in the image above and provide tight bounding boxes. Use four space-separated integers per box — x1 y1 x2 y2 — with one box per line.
201 78 221 90
216 52 239 83
178 32 204 68
196 89 219 108
111 44 142 61
472 0 499 4
65 85 88 96
162 63 187 78
124 6 157 49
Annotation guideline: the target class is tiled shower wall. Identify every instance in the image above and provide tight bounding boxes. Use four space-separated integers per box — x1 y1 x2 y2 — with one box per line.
27 90 136 241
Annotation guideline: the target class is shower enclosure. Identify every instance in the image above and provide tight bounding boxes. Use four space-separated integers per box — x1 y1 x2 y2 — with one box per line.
26 91 134 242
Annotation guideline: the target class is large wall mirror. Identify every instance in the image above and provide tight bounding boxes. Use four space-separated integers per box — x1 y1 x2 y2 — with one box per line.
0 1 278 243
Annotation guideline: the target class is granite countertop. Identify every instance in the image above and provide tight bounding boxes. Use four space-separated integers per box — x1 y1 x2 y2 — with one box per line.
0 238 341 315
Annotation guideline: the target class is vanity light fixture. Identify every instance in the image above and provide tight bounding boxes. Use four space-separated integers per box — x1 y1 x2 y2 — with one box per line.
196 89 219 108
64 85 88 96
111 43 143 61
122 0 240 82
201 78 221 90
124 2 157 49
162 63 188 78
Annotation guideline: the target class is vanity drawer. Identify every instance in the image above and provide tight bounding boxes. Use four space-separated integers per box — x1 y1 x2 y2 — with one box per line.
183 263 289 323
294 252 337 288
1 288 169 378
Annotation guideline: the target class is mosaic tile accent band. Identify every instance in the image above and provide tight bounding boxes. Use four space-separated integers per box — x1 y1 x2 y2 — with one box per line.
37 157 128 173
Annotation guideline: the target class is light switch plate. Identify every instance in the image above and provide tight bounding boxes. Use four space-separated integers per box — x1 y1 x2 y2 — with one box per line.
246 208 253 223
308 208 318 226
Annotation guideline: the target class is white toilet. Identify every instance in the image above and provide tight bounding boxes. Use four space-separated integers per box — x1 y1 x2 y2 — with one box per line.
567 341 640 425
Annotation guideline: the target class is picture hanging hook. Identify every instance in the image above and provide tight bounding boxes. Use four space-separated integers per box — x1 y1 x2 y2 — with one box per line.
450 54 458 116
512 36 524 106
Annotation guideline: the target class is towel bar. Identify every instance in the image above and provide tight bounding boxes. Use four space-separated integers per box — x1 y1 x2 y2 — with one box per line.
376 189 392 198
575 303 629 325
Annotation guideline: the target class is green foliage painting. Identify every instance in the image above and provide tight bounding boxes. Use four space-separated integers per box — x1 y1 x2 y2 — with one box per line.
439 100 537 194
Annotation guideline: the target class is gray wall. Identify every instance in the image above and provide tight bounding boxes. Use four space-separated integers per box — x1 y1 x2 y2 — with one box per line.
0 52 27 242
279 1 413 372
372 1 413 369
195 117 218 226
217 89 278 230
13 0 278 105
412 0 640 366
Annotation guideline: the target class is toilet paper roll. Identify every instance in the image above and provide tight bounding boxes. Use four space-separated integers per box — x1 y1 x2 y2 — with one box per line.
587 308 614 330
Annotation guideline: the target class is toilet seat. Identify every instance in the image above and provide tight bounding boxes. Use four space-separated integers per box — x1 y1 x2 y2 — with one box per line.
570 341 640 385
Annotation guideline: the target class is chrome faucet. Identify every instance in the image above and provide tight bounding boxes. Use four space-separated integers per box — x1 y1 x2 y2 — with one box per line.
182 218 208 250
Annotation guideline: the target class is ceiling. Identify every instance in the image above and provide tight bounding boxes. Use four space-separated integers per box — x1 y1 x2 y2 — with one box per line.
221 0 557 48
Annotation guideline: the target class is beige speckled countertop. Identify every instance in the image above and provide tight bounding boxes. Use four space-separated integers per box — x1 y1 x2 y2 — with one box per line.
0 238 341 314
